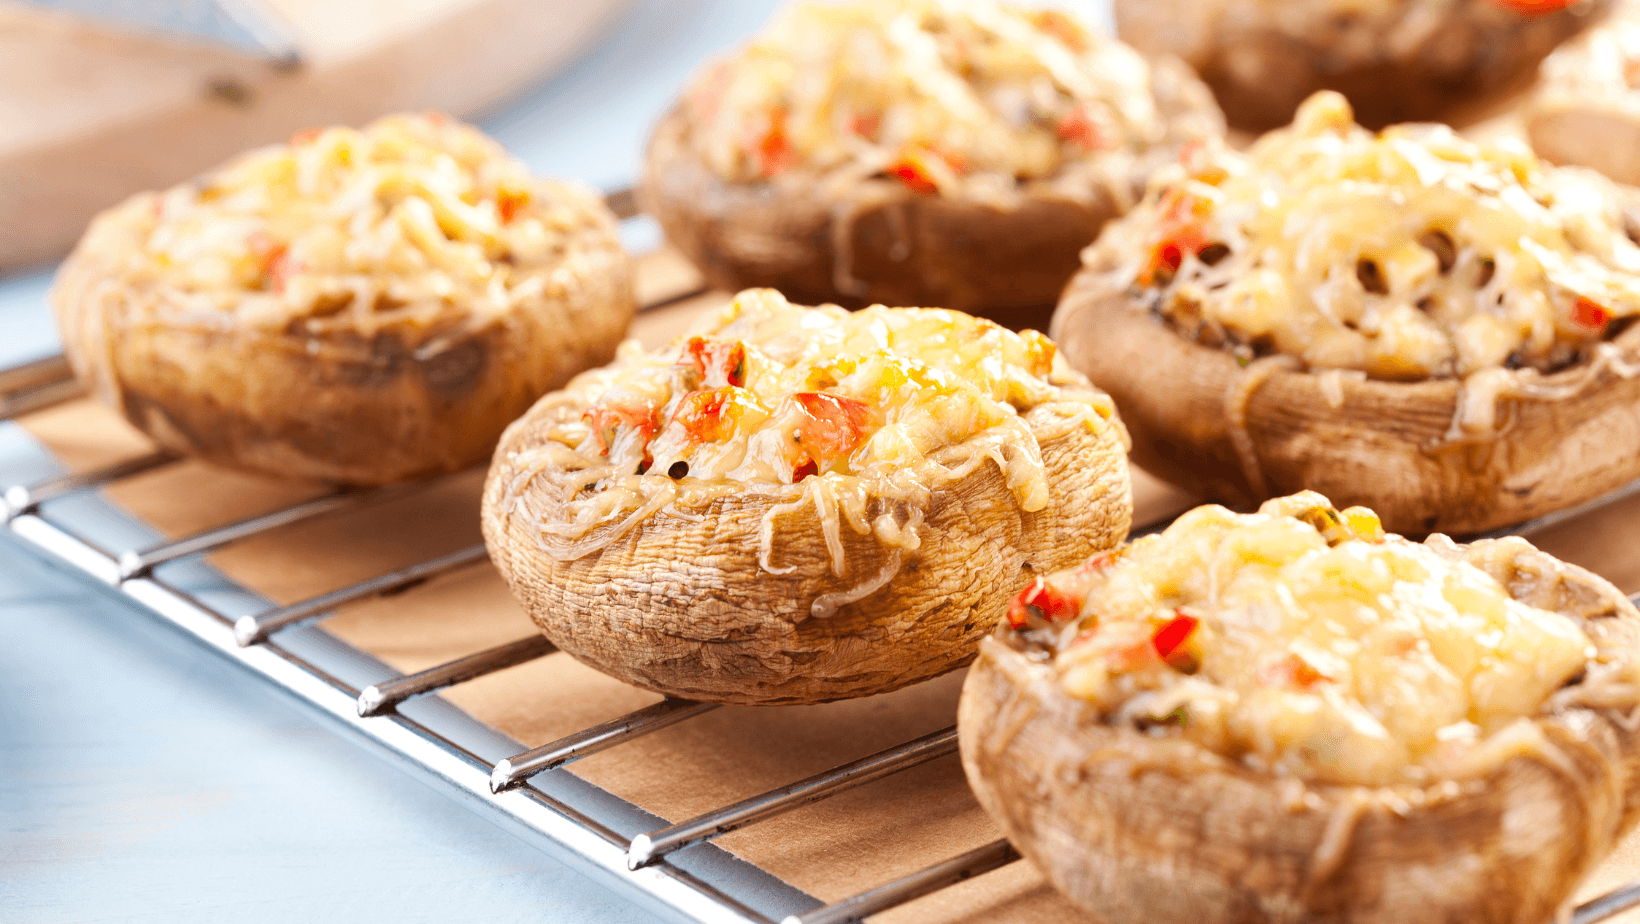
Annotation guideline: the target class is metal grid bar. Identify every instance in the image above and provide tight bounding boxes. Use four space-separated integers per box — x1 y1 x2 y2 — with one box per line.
628 726 959 870
8 189 1640 924
117 485 404 579
3 450 178 517
358 635 557 717
235 543 490 645
491 699 721 793
784 839 1022 924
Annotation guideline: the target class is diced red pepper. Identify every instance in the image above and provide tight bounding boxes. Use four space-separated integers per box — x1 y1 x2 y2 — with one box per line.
497 188 529 224
748 108 796 179
673 388 744 444
583 400 660 454
1006 576 1084 629
1486 0 1572 13
1574 296 1612 330
792 458 819 483
791 392 872 464
1057 102 1111 152
1139 188 1214 286
680 337 748 388
1151 611 1200 673
888 145 965 195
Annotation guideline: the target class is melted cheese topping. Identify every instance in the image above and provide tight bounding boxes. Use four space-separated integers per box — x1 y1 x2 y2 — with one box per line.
1093 91 1640 383
684 0 1210 191
74 112 617 336
1537 3 1640 103
1015 491 1607 786
495 289 1118 613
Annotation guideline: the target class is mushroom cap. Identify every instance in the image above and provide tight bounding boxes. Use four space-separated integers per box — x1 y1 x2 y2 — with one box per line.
1051 269 1640 536
960 535 1640 924
482 395 1132 706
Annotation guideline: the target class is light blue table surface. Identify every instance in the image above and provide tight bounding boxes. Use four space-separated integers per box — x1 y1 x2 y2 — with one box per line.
0 2 1110 920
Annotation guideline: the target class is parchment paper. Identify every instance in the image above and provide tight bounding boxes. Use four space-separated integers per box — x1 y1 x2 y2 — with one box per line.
22 251 1640 921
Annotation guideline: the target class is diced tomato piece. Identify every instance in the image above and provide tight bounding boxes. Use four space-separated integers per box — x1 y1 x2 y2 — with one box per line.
497 188 529 224
1152 611 1200 672
673 388 744 444
425 112 448 127
1574 296 1612 330
1265 652 1329 688
888 145 965 195
1139 188 1214 286
1005 576 1084 629
890 156 939 195
1057 102 1110 152
290 128 322 146
680 337 748 388
583 400 660 454
1486 0 1572 13
748 109 796 179
791 392 872 464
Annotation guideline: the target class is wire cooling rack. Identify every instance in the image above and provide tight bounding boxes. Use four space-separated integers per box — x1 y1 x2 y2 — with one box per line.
7 192 1640 924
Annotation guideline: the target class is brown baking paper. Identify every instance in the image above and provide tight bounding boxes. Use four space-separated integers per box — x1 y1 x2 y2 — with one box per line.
21 250 1640 922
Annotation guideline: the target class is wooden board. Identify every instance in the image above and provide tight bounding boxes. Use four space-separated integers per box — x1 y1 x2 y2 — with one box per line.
0 0 633 270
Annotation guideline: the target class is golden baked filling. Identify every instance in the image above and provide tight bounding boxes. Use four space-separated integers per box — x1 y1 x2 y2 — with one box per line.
1538 3 1640 96
1007 491 1636 786
683 0 1191 190
494 288 1119 609
1099 90 1640 382
85 112 616 334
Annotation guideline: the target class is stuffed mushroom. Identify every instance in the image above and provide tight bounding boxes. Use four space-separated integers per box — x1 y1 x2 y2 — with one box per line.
52 113 636 486
1116 0 1616 131
961 491 1640 924
1053 91 1640 536
481 288 1132 705
1526 1 1640 185
641 0 1224 329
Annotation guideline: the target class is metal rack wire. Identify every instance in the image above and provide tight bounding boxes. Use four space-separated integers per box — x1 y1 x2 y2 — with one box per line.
8 194 1640 924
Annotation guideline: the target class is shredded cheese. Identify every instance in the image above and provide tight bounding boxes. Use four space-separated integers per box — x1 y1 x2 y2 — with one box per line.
70 113 618 339
1008 491 1640 787
681 0 1219 194
1087 90 1640 438
495 288 1119 614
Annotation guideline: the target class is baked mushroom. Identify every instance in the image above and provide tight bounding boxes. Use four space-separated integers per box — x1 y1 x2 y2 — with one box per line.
1053 90 1640 536
1116 0 1615 131
960 491 1640 924
481 288 1132 705
52 113 635 486
641 0 1223 330
1526 2 1640 185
